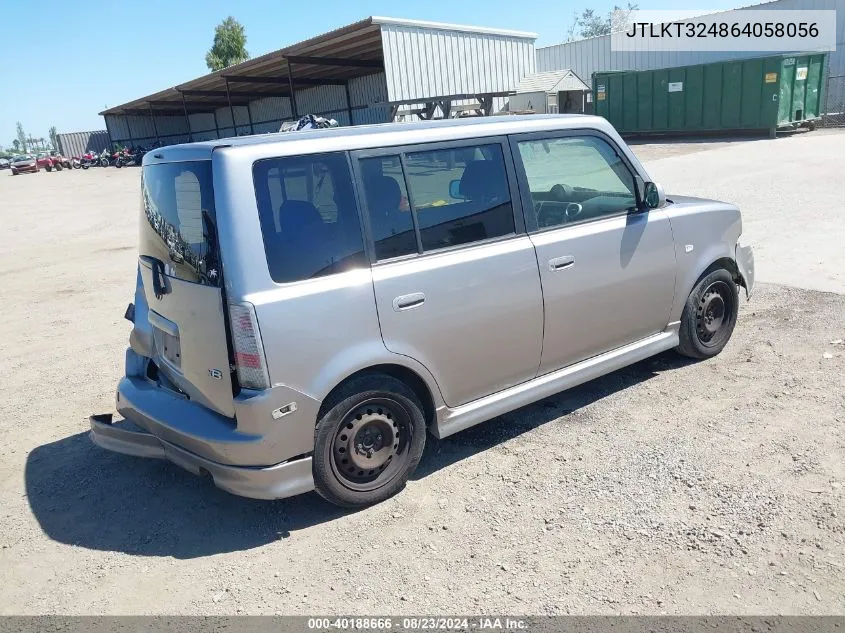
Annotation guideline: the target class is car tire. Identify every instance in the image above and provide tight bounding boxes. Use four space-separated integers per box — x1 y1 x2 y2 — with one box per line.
676 267 739 360
312 374 427 508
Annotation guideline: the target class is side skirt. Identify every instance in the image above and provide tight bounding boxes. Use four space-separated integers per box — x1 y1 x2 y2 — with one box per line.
433 329 679 439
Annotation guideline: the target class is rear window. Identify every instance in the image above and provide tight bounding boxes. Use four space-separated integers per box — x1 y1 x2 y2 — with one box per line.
140 161 220 286
253 152 366 283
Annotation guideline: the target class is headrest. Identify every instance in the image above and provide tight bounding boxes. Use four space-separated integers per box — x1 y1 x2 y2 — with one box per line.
365 175 402 212
460 160 508 202
279 199 323 232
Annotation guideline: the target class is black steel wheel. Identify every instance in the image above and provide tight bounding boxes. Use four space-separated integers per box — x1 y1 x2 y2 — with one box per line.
313 374 426 507
676 267 739 359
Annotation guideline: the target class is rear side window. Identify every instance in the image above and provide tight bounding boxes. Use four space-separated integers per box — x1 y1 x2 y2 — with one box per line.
360 143 515 260
253 153 366 283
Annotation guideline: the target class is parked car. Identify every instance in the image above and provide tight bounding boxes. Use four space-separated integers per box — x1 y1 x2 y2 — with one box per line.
89 115 755 508
10 155 38 175
0 158 10 170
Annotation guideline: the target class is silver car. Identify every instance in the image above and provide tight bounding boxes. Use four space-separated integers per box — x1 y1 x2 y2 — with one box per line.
90 115 754 508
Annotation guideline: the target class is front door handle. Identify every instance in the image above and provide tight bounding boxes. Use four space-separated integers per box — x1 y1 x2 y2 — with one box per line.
549 255 575 271
393 292 426 311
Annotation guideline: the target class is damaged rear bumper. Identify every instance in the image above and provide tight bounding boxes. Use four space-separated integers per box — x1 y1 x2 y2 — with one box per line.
89 414 314 500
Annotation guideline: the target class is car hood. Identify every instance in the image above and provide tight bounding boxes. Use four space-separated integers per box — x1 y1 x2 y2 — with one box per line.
666 194 737 209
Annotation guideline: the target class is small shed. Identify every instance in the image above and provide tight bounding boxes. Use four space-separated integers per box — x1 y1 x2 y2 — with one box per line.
508 69 591 114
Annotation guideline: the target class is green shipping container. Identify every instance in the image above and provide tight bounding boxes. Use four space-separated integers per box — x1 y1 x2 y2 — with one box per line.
592 53 827 137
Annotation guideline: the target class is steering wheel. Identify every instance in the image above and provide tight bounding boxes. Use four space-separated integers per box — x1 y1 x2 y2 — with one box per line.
550 183 574 201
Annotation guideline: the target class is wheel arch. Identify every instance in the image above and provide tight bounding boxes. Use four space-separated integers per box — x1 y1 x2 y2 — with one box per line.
671 245 744 323
318 363 439 431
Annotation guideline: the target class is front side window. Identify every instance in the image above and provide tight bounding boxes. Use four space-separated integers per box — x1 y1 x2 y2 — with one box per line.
361 143 515 260
517 136 637 230
253 153 366 283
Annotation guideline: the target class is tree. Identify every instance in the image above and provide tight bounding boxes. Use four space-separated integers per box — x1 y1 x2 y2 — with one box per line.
12 139 20 152
16 122 27 152
567 3 638 40
205 17 249 71
49 126 58 151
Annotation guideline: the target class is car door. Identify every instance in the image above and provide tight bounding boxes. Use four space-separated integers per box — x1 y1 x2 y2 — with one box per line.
509 130 676 374
352 139 544 407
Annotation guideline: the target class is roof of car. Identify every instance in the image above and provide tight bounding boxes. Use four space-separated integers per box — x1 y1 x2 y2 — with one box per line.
145 114 613 164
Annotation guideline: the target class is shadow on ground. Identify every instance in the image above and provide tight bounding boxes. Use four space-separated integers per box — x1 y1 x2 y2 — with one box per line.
25 351 694 559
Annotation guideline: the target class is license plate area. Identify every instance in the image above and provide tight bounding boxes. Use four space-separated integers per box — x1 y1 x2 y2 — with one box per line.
153 326 182 369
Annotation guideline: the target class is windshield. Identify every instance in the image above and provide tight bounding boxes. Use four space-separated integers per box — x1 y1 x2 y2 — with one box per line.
139 161 220 287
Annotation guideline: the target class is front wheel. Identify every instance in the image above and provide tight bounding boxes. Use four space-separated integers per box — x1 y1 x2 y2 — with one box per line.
312 374 427 508
676 268 739 359
45 165 52 172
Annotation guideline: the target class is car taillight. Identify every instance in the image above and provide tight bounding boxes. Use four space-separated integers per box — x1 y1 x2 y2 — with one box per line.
228 302 270 391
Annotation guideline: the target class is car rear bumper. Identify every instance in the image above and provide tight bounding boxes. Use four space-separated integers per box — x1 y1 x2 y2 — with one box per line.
89 413 315 500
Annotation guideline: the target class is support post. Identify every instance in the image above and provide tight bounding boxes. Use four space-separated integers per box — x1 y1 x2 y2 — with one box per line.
246 104 254 135
180 93 193 142
126 115 134 147
104 116 115 151
224 78 237 137
287 62 298 119
212 110 221 139
344 81 354 126
148 102 160 144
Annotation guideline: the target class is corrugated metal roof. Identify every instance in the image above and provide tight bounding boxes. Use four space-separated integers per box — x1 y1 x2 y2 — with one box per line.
380 22 535 102
515 69 589 93
371 16 537 39
101 16 539 118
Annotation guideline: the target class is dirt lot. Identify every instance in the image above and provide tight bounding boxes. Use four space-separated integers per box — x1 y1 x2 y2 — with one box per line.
0 132 843 615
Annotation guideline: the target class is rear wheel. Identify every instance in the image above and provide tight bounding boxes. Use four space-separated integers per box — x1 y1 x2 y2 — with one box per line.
313 374 426 508
676 268 739 359
55 163 63 171
45 164 52 172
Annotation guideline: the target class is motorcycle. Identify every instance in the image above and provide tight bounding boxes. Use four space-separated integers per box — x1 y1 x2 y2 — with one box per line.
115 147 143 167
113 148 129 168
99 148 112 167
71 156 82 169
79 150 99 169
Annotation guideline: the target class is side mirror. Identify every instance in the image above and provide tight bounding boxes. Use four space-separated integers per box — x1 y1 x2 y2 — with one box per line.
449 179 464 200
643 181 666 209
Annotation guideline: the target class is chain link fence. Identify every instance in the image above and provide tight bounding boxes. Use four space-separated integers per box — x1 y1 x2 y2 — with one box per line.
821 75 845 127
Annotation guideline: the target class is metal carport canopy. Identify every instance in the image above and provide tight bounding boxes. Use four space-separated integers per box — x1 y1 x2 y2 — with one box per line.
99 17 386 118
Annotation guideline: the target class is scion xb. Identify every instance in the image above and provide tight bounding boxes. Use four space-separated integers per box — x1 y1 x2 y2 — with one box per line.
90 115 754 508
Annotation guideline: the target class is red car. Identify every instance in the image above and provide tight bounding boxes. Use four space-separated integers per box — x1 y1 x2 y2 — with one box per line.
10 155 39 175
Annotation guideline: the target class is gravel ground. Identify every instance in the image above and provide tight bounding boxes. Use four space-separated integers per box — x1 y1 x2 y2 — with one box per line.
0 133 843 615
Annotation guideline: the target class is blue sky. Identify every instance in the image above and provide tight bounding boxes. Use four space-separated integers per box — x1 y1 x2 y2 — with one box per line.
0 0 739 149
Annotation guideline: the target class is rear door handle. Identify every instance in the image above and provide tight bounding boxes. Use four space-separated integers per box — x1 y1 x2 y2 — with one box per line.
549 255 575 271
393 292 426 311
